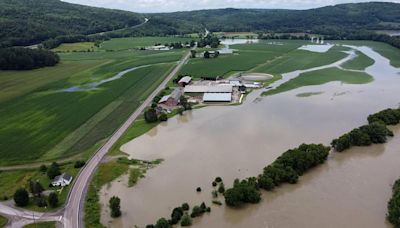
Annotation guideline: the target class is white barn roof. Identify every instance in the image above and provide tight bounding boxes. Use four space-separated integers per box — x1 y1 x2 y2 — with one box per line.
178 76 192 84
203 93 232 102
184 85 233 93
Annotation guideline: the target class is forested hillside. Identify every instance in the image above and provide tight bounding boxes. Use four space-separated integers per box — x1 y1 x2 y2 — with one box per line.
0 0 143 47
148 2 400 34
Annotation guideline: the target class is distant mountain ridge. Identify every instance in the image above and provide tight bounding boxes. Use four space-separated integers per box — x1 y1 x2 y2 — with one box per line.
0 0 143 46
148 2 400 34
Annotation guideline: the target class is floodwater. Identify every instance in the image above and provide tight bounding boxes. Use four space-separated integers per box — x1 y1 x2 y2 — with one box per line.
298 44 334 53
99 44 400 228
218 39 259 54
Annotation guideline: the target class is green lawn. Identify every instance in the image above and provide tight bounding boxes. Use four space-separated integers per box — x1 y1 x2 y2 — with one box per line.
23 222 56 228
180 40 304 78
263 67 374 96
100 37 193 51
333 40 400 68
52 42 98 53
0 47 183 165
0 215 7 228
341 51 375 70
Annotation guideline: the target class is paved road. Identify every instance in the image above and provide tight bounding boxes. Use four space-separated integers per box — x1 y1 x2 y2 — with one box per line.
64 50 192 228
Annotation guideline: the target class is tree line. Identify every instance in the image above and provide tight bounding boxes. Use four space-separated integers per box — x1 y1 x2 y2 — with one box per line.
387 178 400 228
0 47 59 70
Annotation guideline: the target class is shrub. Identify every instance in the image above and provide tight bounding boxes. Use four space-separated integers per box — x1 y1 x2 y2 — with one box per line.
159 113 168 122
144 109 158 123
218 183 225 193
212 181 217 187
74 160 86 168
180 214 192 226
182 203 190 211
155 218 170 228
190 206 203 218
196 187 201 192
48 192 59 208
39 164 47 173
13 188 29 207
109 196 121 218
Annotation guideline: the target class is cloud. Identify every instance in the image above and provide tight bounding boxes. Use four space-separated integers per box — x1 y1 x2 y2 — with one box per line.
62 0 400 13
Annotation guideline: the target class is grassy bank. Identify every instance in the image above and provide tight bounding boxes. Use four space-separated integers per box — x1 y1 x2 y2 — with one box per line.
263 67 373 96
0 215 7 228
341 51 374 70
23 222 56 228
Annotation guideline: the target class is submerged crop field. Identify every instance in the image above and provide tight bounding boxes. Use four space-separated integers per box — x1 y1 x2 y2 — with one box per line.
0 46 185 165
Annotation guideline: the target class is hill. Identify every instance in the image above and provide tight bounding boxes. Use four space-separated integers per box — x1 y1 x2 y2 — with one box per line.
148 2 400 34
0 0 144 47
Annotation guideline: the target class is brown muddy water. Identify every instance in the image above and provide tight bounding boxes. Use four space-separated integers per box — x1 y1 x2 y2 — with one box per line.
99 45 400 228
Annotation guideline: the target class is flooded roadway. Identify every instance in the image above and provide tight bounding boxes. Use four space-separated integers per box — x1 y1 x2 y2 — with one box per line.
99 44 400 228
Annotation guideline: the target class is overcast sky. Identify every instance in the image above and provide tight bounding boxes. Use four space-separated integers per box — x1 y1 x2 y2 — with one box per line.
62 0 400 13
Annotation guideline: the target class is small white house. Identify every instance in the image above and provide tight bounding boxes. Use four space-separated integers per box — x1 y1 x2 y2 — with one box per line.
52 173 73 187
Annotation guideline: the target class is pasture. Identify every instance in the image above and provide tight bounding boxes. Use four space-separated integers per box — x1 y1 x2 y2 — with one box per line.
0 47 184 165
100 36 193 51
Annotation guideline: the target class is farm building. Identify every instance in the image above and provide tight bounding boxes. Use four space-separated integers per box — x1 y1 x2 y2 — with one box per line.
159 88 183 106
52 173 73 187
203 93 232 102
184 85 233 94
178 76 192 86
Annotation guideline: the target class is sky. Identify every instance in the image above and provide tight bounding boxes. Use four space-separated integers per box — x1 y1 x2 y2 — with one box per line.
63 0 400 13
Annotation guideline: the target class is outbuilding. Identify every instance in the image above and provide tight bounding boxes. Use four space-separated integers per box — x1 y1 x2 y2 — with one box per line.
158 88 183 107
52 173 73 187
178 76 192 87
184 85 233 94
203 93 232 102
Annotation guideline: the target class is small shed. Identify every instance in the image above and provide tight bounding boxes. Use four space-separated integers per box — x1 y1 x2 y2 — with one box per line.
158 88 183 107
178 76 192 87
203 93 232 102
52 173 73 187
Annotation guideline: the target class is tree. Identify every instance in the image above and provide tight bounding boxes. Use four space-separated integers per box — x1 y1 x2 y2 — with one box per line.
47 162 61 180
257 175 275 191
182 203 190 211
190 50 197 58
48 192 59 208
39 164 47 173
13 188 29 207
204 51 210 59
144 108 158 123
218 183 225 193
155 218 170 228
29 180 44 197
180 214 192 226
74 160 86 168
109 196 121 218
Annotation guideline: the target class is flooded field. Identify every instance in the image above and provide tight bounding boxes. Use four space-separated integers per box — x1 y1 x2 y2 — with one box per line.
99 44 400 227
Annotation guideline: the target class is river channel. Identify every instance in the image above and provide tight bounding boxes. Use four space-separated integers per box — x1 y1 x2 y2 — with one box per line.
99 43 400 228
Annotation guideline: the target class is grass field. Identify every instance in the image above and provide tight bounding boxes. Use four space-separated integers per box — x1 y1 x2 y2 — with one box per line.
341 51 375 70
0 46 185 165
0 215 7 228
179 40 304 78
23 222 56 228
263 67 374 96
333 40 400 68
52 42 98 53
100 37 193 51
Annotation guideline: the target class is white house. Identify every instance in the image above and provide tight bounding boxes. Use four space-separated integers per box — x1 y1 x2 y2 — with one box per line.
52 173 73 187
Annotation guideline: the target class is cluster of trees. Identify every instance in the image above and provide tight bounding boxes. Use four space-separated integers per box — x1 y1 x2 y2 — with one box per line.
147 202 209 227
41 34 107 49
13 186 58 208
331 108 400 152
224 144 330 207
197 35 220 48
0 47 59 70
387 178 400 227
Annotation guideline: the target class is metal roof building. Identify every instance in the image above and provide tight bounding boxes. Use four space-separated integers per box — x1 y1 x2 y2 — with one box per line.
178 76 192 85
203 93 232 102
184 85 233 93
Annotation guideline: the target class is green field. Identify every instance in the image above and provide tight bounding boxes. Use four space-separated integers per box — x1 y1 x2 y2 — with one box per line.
333 40 400 68
179 40 304 78
52 42 99 53
100 37 193 51
263 68 374 96
341 51 375 70
0 46 185 165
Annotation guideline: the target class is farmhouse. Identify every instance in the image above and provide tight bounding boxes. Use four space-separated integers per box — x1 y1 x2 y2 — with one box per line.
158 88 183 107
52 173 73 187
203 93 232 102
178 76 192 87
